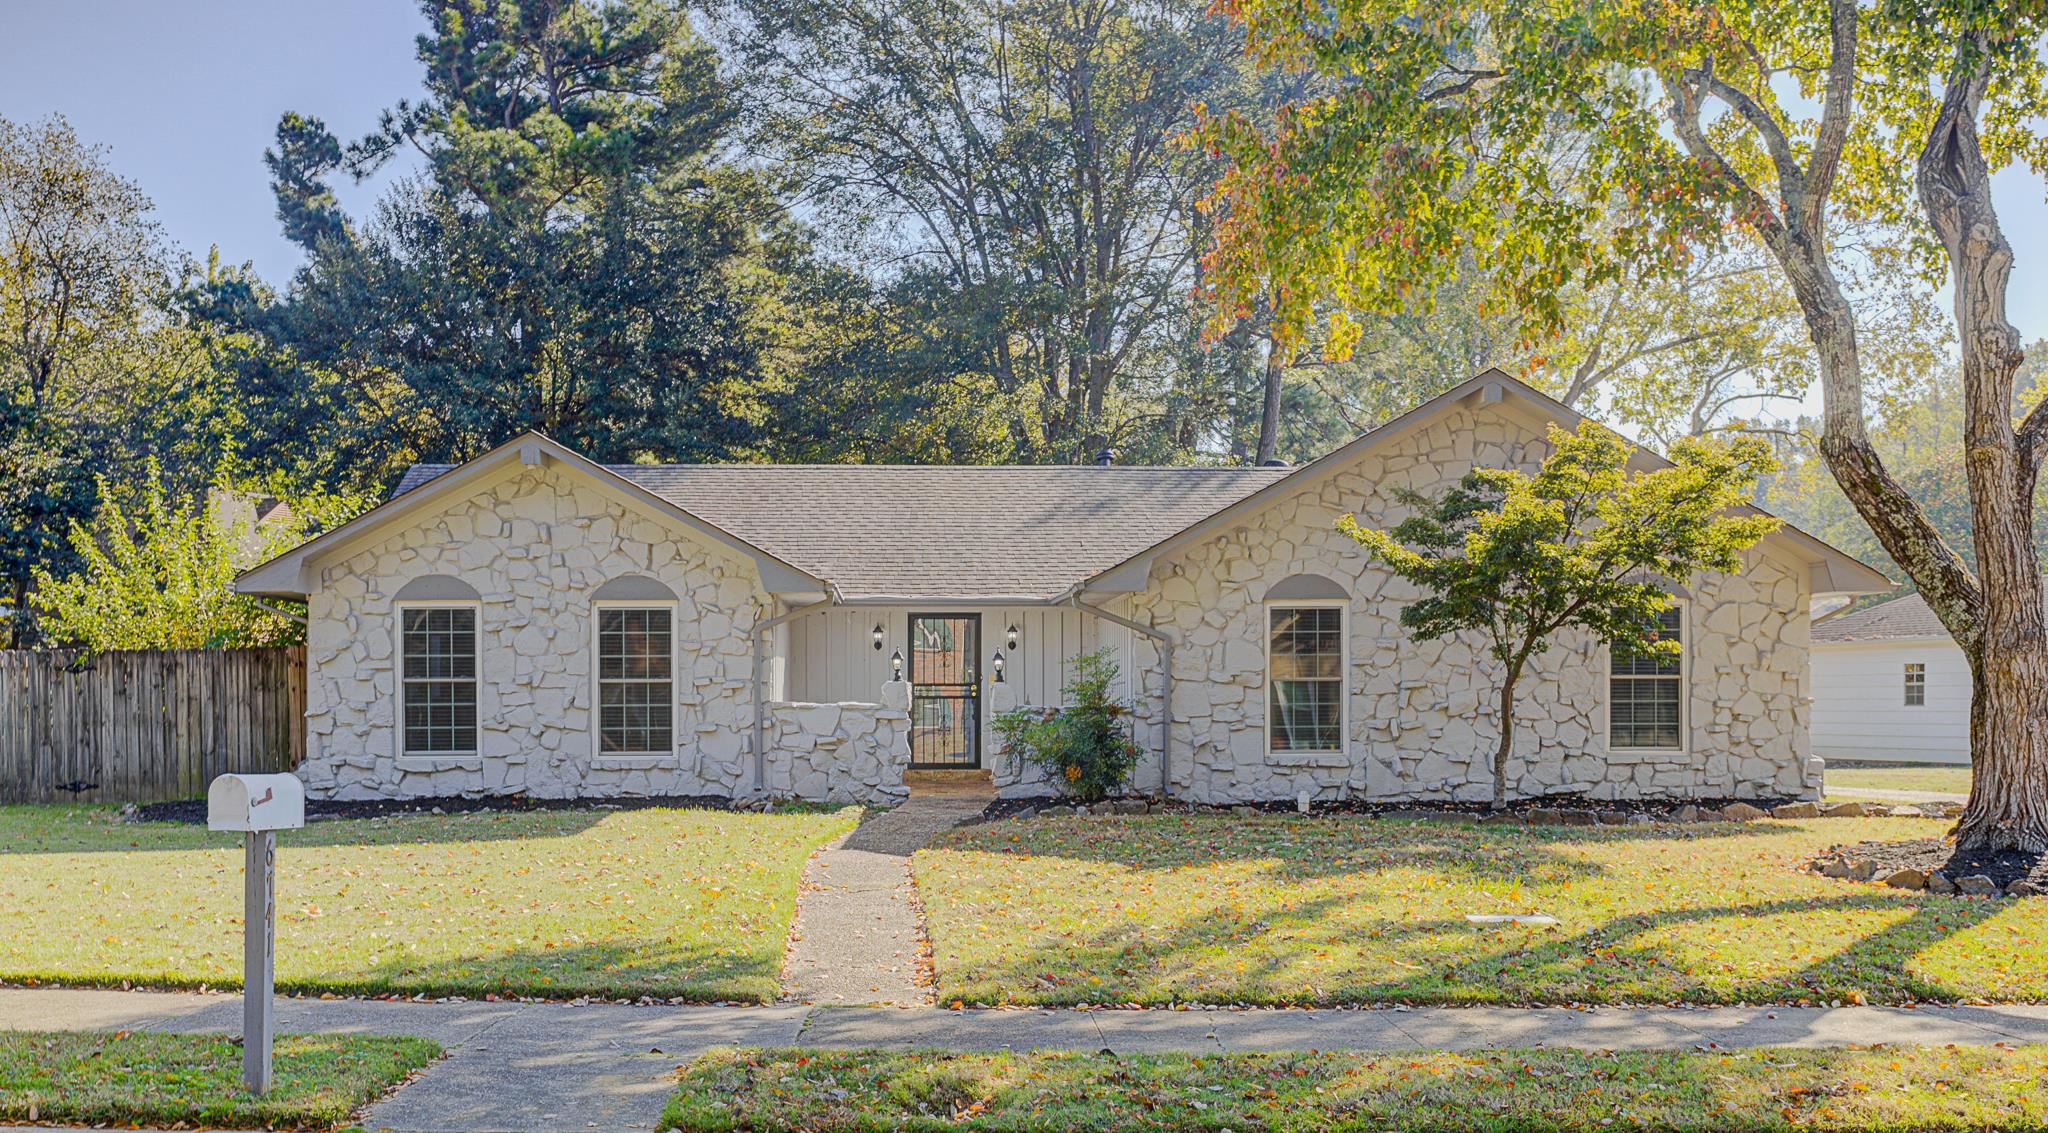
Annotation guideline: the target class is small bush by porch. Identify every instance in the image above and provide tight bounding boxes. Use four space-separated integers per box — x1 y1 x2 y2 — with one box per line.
914 813 2048 1006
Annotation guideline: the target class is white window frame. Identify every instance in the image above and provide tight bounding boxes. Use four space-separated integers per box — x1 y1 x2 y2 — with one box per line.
1264 598 1348 758
590 599 679 765
1904 662 1927 707
1608 600 1688 754
396 600 482 759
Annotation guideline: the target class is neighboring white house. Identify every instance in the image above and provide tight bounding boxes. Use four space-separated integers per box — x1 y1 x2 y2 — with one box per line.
236 370 1890 805
1811 592 1969 765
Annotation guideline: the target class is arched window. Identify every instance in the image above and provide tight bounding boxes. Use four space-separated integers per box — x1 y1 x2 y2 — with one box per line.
394 576 481 755
1265 575 1347 755
593 576 678 756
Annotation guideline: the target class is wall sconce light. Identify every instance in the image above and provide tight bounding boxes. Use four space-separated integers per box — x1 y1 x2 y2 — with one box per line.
991 650 1007 683
889 649 904 680
1005 623 1019 651
872 623 885 651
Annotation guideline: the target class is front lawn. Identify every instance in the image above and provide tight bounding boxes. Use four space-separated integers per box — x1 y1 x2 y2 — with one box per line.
1 1030 437 1129
0 804 855 1002
1827 765 1971 797
915 814 2048 1006
663 1046 2048 1132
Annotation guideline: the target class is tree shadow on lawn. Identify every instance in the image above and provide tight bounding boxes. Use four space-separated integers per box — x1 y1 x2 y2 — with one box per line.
0 806 617 854
285 937 788 1003
936 884 2013 1007
937 814 1805 889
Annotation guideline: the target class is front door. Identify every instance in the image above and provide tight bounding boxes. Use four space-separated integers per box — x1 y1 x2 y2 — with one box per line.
908 614 980 768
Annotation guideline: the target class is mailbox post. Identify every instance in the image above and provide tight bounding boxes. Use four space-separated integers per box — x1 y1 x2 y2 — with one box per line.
207 774 305 1096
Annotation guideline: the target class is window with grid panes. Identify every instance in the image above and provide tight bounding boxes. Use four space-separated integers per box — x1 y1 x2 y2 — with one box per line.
1904 662 1926 706
598 608 673 754
401 606 478 754
1268 606 1343 752
1610 605 1683 749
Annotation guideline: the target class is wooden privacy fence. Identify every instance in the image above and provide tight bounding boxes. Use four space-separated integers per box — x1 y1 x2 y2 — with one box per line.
0 647 306 804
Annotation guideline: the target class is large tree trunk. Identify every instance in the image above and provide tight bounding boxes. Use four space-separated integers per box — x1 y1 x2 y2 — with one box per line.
1255 335 1284 465
1917 42 2048 853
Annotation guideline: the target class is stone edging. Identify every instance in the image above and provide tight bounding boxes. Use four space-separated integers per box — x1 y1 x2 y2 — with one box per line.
1805 851 2042 898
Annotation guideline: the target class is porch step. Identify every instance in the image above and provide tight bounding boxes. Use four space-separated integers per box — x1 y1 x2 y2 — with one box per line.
902 768 996 799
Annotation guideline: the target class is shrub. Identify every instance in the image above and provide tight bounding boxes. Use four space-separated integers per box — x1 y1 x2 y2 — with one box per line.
993 648 1140 802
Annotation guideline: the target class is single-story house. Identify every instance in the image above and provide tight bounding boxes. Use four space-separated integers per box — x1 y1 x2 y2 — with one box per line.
236 370 1889 805
1812 592 1969 764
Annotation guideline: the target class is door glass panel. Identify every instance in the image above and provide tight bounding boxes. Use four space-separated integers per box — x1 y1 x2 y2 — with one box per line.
909 615 980 767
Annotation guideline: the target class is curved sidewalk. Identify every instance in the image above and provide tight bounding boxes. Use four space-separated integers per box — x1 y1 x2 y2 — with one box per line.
7 988 2048 1131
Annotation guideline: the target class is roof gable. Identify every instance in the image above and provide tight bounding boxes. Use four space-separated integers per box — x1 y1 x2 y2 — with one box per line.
1813 591 1956 644
1073 369 1892 599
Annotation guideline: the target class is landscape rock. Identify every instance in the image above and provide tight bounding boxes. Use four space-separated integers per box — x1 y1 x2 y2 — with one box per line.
1557 810 1599 827
1672 805 1700 823
1772 802 1820 819
1956 874 2001 897
1111 799 1149 815
1821 801 1867 818
1721 802 1766 822
2008 880 2042 898
1928 871 1956 894
1525 808 1564 826
1595 811 1627 826
1882 868 1927 890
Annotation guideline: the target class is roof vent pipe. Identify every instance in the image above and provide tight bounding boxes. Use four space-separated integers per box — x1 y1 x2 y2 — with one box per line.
1095 447 1116 467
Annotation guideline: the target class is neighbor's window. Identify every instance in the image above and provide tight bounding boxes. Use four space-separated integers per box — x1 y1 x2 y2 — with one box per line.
1904 662 1926 707
598 607 674 754
401 606 478 754
1610 605 1683 750
1268 605 1343 752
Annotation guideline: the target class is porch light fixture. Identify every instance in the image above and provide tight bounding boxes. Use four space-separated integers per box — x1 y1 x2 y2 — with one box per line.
872 623 885 651
1006 624 1019 651
991 650 1006 682
890 649 904 680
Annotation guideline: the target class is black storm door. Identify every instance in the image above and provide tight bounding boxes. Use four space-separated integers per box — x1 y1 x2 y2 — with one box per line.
908 614 980 768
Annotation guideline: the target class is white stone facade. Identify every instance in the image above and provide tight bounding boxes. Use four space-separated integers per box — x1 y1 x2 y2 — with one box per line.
294 398 1825 806
1113 401 1817 804
301 464 772 799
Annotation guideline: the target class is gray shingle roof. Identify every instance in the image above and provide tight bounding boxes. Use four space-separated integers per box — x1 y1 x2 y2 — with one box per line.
394 463 1292 600
1812 592 1952 643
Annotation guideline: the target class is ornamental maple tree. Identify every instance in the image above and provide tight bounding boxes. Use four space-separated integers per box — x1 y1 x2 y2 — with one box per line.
1202 0 2048 850
1341 422 1778 807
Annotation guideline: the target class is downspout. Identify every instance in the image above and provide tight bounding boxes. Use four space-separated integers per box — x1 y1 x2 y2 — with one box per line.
751 598 833 793
1068 593 1175 798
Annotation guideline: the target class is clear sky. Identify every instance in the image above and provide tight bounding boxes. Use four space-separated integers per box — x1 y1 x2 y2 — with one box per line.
2 1 2044 366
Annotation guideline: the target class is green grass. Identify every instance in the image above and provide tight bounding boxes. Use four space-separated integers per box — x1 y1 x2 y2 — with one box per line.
1826 765 1972 796
662 1046 2048 1132
0 803 855 1002
914 814 2048 1006
0 1030 437 1129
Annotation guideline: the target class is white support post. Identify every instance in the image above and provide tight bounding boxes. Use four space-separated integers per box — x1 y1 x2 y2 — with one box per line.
242 830 276 1095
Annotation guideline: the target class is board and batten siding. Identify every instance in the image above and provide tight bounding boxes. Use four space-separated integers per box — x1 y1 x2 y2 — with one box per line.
1810 639 1969 764
781 604 1150 753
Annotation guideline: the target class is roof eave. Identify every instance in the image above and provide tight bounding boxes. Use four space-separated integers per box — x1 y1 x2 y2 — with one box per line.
234 433 827 598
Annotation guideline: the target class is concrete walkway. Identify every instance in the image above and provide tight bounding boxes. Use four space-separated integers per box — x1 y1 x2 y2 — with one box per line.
10 988 2048 1131
779 796 989 1007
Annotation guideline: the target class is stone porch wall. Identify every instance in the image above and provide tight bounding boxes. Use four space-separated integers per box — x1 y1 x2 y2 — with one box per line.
1117 400 1817 805
762 701 911 804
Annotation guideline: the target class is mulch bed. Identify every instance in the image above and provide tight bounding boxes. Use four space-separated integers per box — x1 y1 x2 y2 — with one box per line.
977 794 1810 822
132 793 738 825
1827 837 2048 891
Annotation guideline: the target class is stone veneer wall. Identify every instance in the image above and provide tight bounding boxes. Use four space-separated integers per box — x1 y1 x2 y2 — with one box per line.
301 463 770 799
1115 401 1817 805
762 701 911 803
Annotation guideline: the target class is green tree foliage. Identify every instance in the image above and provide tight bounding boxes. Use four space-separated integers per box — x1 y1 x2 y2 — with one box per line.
0 116 250 645
718 0 1268 462
214 0 790 485
1199 0 2048 851
993 648 1141 802
1340 423 1779 806
30 468 374 651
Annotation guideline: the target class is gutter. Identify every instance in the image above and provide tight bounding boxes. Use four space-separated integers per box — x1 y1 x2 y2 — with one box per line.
751 598 833 793
1067 593 1176 798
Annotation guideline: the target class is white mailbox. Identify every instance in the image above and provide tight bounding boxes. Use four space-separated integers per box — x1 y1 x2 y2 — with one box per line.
207 774 305 833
